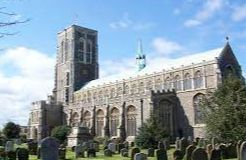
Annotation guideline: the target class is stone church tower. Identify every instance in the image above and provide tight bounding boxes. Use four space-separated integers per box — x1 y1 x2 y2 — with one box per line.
53 25 99 105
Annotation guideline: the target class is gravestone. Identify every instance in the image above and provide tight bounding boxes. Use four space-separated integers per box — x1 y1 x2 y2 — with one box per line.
40 137 59 160
82 141 89 150
173 149 183 160
118 143 124 154
130 147 140 160
219 144 227 159
211 138 218 149
92 142 99 152
123 141 129 149
180 138 189 156
163 139 170 150
16 148 29 160
87 148 96 157
147 148 154 157
240 141 246 160
108 142 116 153
67 126 93 147
175 139 181 150
5 141 14 152
104 149 112 157
75 145 84 158
192 148 208 160
210 149 221 160
134 153 147 160
156 148 167 160
237 140 243 160
206 144 213 157
121 148 128 157
185 144 196 160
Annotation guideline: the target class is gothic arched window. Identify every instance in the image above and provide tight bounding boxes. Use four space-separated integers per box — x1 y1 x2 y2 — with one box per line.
110 107 119 136
194 71 203 89
60 41 64 62
86 40 92 63
124 85 129 95
127 106 137 136
110 88 116 98
193 93 205 124
173 75 181 91
224 65 234 78
71 112 79 127
83 111 91 127
164 77 172 90
139 82 145 93
96 109 104 136
78 38 85 51
155 78 162 90
184 73 192 90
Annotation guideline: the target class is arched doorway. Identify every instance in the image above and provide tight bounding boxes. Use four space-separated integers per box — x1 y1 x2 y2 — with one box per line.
127 105 137 136
110 107 119 136
158 100 175 136
96 109 104 136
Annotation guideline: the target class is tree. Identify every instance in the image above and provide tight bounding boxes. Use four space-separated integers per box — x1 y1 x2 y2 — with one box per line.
135 111 169 149
202 76 246 142
3 122 20 139
51 125 71 144
0 5 30 38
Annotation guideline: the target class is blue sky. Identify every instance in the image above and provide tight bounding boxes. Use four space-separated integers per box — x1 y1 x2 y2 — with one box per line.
0 0 246 126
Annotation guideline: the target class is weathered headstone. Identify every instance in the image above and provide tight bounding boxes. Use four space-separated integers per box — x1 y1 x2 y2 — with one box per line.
156 148 167 160
16 148 29 160
219 144 227 159
237 140 243 160
191 148 208 160
185 144 196 160
121 148 128 157
87 148 96 157
175 138 181 150
206 144 213 157
147 148 155 157
211 138 218 149
104 149 112 157
240 141 246 160
123 141 129 149
180 138 189 156
118 143 124 154
134 153 147 160
173 149 183 160
40 137 59 160
130 147 140 160
5 141 14 152
210 149 221 160
108 142 116 153
158 141 165 149
75 145 84 158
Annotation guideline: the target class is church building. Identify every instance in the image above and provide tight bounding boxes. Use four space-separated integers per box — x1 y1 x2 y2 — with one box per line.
28 25 243 142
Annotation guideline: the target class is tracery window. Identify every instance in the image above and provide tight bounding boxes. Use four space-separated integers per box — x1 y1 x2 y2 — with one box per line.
110 108 119 136
155 78 162 90
194 93 205 124
117 87 123 96
164 77 172 90
86 40 92 63
194 71 203 89
127 106 137 136
71 112 79 127
139 82 145 93
173 75 181 91
124 85 129 94
96 109 104 136
184 73 192 90
83 111 91 127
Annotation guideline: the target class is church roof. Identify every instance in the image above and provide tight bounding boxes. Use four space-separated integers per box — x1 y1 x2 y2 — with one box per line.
80 46 224 90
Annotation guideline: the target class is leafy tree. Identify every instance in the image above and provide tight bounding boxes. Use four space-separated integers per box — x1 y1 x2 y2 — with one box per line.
3 122 20 139
202 76 246 142
51 125 71 144
135 111 169 149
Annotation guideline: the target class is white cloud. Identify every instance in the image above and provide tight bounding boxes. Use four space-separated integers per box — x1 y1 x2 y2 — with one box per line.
151 37 183 56
173 8 181 15
0 47 55 127
184 0 224 27
231 4 246 21
109 13 155 31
